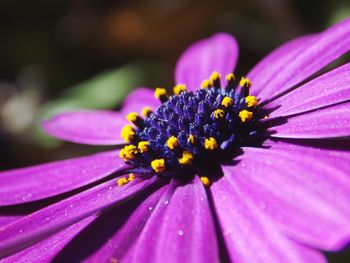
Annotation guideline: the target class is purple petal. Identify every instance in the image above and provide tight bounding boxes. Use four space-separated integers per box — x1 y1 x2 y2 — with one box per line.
2 216 95 263
211 176 327 263
124 178 219 263
120 87 160 114
249 18 350 101
223 140 350 250
175 33 238 91
0 176 156 259
42 110 127 145
268 62 350 117
270 101 350 138
0 150 124 206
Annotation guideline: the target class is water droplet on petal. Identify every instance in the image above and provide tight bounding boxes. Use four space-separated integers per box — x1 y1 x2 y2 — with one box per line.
178 230 184 236
164 200 169 205
148 206 153 211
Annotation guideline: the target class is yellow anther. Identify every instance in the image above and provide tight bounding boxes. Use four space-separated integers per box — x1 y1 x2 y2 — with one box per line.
210 71 221 81
201 79 213 89
245 95 258 108
154 87 167 99
200 176 211 186
173 84 186 95
166 136 179 150
221 96 234 108
117 177 129 186
151 159 166 173
239 77 251 88
213 109 225 119
179 151 194 165
204 137 218 150
225 73 236 82
187 134 195 144
119 145 138 161
121 125 135 143
141 107 153 117
128 173 135 181
264 115 269 119
138 141 150 153
239 110 253 122
126 112 139 123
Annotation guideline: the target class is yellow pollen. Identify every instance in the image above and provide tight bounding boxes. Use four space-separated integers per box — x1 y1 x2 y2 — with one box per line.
128 173 135 181
204 137 218 150
179 151 194 165
221 96 234 108
239 77 251 88
138 141 150 153
154 87 167 99
245 95 258 108
121 125 135 143
166 136 179 150
151 159 166 173
173 84 186 95
141 107 153 117
187 134 195 144
126 112 139 123
201 79 213 89
210 71 221 81
119 145 138 161
264 115 269 119
225 73 236 82
200 176 211 186
213 109 225 119
117 177 129 186
239 110 253 122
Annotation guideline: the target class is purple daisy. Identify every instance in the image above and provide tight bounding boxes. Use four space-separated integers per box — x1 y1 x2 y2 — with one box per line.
1 17 350 263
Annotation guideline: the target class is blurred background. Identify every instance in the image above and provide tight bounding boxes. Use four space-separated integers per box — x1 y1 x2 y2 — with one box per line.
0 0 349 261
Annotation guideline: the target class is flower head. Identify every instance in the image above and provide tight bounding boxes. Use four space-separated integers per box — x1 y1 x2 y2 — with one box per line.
1 18 350 263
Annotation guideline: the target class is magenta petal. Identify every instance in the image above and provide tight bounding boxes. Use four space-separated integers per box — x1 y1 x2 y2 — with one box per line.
175 33 238 91
120 87 160 114
249 18 350 101
42 110 127 145
270 101 350 138
268 62 350 117
0 150 124 205
211 176 327 263
0 177 155 259
223 140 350 250
125 178 219 263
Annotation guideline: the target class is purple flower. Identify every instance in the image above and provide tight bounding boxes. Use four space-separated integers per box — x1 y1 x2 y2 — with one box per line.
1 18 350 263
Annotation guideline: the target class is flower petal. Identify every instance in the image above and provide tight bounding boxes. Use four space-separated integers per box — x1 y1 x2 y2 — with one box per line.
211 176 327 263
0 150 124 206
175 33 238 91
223 140 350 250
268 62 350 117
249 18 350 101
120 87 160 114
269 101 350 138
125 178 219 263
42 110 127 145
0 176 156 259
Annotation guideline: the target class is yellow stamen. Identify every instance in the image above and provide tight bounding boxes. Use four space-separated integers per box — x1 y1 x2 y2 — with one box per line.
126 112 139 123
154 87 167 99
187 134 195 144
166 136 179 150
210 71 221 81
138 141 150 153
239 77 251 88
200 176 211 186
119 145 138 161
239 110 253 122
245 95 258 108
128 173 135 181
117 177 129 186
225 73 236 82
264 115 269 119
121 125 135 143
178 151 194 165
213 109 225 119
141 107 153 117
204 137 218 150
201 79 213 89
173 84 186 95
221 96 234 108
151 159 166 173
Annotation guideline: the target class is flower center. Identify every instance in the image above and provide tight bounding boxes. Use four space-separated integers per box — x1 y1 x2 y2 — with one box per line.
119 72 266 185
